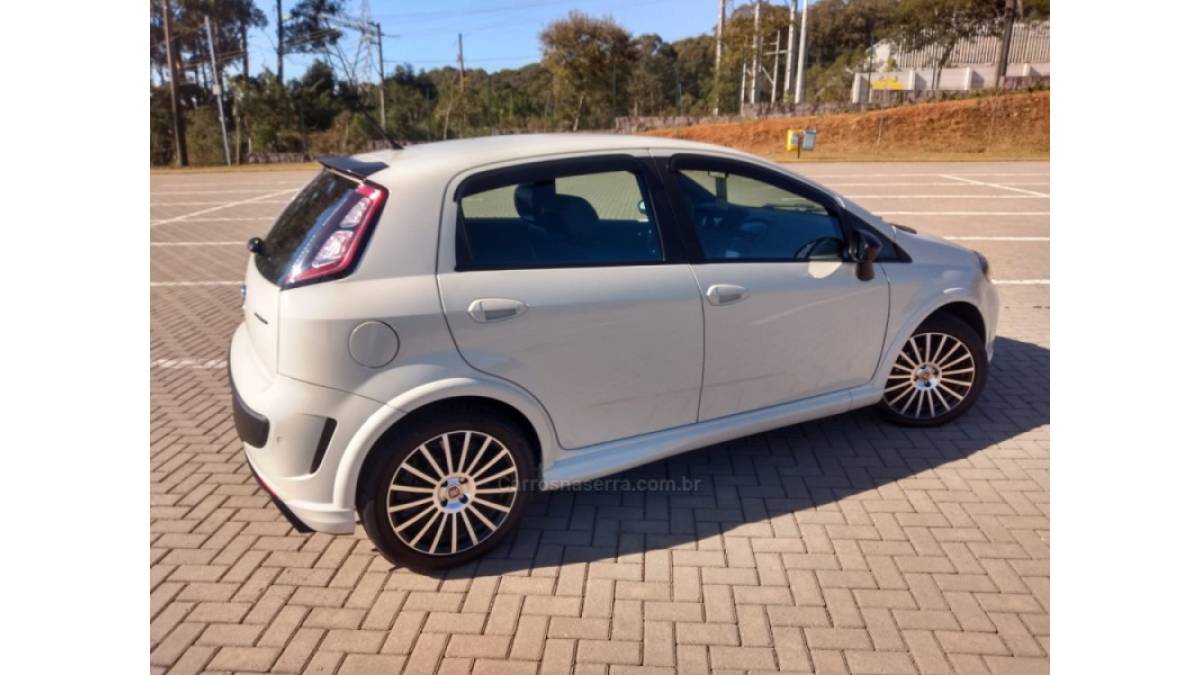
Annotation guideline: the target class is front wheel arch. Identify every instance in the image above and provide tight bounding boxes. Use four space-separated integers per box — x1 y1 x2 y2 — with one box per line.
930 300 986 341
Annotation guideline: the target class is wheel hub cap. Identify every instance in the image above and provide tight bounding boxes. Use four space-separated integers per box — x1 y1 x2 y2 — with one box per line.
438 476 473 512
883 332 976 420
913 364 941 389
385 431 519 557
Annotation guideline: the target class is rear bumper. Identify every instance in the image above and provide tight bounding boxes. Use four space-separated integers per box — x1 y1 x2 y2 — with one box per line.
229 322 381 535
246 463 314 533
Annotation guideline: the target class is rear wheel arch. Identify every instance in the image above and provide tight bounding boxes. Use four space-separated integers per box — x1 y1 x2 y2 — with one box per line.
353 396 542 510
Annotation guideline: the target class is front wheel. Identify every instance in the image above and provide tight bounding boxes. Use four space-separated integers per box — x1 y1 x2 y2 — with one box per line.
359 408 535 571
875 313 987 427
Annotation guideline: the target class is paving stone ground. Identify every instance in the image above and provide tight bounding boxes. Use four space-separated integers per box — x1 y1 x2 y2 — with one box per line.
150 161 1049 675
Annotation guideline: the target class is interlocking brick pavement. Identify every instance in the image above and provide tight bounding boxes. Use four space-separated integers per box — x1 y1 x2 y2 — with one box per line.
150 163 1049 675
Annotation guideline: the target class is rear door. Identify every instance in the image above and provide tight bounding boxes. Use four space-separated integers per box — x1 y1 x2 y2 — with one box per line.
437 154 705 450
660 154 891 421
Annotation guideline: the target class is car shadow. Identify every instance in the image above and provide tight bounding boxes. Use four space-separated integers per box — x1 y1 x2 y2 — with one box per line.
412 335 1049 579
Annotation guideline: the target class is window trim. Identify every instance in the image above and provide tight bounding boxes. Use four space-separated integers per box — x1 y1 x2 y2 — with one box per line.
452 154 686 272
657 153 856 265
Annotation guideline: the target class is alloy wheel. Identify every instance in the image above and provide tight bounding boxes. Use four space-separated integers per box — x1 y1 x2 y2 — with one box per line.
385 430 519 556
883 332 977 421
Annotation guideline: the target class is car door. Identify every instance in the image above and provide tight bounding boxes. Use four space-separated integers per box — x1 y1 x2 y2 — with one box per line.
437 154 705 450
659 153 891 422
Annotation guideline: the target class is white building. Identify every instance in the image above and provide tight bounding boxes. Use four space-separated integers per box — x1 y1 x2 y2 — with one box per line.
852 21 1049 103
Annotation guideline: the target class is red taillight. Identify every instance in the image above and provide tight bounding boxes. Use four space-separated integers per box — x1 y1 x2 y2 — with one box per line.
284 183 387 288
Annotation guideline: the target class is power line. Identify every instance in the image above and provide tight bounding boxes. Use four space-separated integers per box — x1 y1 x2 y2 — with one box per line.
384 55 540 64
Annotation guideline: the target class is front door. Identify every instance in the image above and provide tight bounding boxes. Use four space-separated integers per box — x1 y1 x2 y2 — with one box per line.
664 155 891 421
438 155 704 449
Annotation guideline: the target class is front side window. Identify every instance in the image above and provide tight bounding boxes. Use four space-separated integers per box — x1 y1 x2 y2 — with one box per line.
676 168 844 262
457 168 662 269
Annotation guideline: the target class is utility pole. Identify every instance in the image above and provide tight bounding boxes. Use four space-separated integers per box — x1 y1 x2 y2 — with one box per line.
443 33 465 140
374 22 386 131
738 59 746 114
457 33 465 87
793 0 808 104
770 31 781 104
750 0 761 105
714 0 726 115
994 0 1018 88
784 0 797 100
276 0 285 81
205 15 232 165
160 0 187 166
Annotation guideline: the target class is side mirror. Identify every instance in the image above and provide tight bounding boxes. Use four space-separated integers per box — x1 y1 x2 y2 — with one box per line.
848 230 882 281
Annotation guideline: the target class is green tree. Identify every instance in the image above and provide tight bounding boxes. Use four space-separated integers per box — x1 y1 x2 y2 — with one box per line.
540 11 636 130
629 34 678 117
284 0 346 60
672 35 715 115
292 61 343 130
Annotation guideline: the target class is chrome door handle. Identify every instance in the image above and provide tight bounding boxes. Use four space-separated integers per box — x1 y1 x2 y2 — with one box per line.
467 298 528 323
705 284 748 306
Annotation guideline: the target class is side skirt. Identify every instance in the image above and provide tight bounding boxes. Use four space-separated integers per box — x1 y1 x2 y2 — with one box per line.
541 386 879 486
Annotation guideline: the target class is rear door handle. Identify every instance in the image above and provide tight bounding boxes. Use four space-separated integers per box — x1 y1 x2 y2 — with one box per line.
705 284 748 306
467 298 528 323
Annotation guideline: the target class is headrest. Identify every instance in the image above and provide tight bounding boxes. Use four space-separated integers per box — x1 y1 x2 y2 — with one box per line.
552 194 600 240
513 181 554 220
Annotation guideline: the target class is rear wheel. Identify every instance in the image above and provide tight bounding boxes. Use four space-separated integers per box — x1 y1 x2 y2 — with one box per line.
875 313 987 427
359 408 535 570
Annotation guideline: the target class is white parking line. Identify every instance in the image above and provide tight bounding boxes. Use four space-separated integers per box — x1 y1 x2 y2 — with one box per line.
846 194 1047 199
876 211 1049 216
151 358 228 370
150 188 296 226
940 174 1050 198
817 181 1050 187
153 199 293 206
792 171 1049 177
945 236 1049 241
993 279 1050 285
153 216 276 223
150 281 241 287
151 241 243 246
151 188 300 195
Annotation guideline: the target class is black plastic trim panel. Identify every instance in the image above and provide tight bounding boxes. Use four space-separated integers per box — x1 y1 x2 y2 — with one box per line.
230 372 270 449
316 155 388 180
309 418 338 475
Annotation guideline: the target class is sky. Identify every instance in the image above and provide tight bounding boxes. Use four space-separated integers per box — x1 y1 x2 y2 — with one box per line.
250 0 736 79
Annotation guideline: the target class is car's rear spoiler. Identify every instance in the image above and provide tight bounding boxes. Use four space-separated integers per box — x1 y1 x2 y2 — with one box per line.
317 155 388 181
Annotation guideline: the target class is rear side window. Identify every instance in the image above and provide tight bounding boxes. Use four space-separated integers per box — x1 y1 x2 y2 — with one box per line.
255 170 361 283
457 169 662 269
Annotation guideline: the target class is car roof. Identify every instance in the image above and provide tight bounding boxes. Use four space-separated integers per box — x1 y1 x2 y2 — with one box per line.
355 133 763 184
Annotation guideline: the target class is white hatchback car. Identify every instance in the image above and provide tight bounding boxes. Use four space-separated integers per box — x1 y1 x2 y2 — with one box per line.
230 134 997 569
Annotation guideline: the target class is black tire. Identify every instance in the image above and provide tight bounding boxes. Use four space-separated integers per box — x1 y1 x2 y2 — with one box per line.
358 405 535 571
874 312 988 427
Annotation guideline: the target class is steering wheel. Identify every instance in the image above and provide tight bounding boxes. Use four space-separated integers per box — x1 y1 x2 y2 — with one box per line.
794 236 845 261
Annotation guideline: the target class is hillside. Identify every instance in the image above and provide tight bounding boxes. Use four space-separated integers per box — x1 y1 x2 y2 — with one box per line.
642 90 1049 161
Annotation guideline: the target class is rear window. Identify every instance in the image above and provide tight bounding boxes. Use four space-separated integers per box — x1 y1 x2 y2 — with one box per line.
255 170 361 283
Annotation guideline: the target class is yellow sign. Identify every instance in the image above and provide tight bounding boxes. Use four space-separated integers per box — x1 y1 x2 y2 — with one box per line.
870 77 904 90
786 128 801 151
